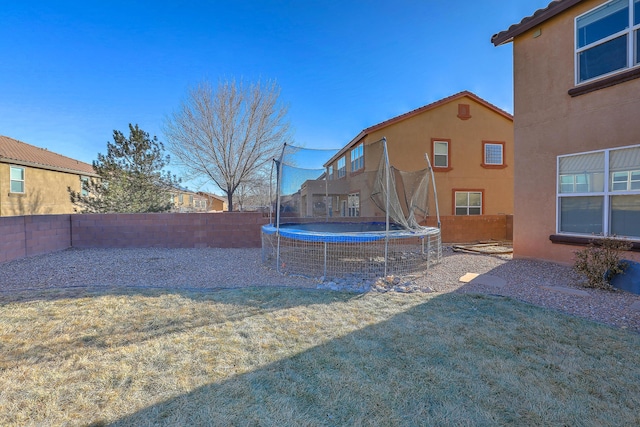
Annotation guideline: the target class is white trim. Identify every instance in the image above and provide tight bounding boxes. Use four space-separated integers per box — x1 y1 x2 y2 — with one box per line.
574 0 640 85
556 144 640 238
433 140 449 168
337 156 346 178
350 143 364 172
484 143 504 165
454 191 482 216
9 165 25 194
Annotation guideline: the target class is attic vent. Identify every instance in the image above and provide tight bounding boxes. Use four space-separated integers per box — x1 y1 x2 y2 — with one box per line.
457 103 471 120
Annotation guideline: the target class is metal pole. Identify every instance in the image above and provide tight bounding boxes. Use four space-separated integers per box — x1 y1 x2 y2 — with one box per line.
268 159 275 225
325 166 329 222
425 153 441 229
383 137 390 277
324 242 327 279
275 144 287 273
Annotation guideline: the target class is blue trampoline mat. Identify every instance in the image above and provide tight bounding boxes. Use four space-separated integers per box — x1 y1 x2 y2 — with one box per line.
261 222 436 243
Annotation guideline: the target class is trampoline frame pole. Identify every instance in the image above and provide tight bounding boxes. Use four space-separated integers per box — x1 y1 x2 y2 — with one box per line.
382 137 390 278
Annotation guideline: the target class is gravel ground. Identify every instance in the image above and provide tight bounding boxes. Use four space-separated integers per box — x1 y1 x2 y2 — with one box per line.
1 247 639 332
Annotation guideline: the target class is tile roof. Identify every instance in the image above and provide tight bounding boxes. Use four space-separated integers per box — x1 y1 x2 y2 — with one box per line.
324 91 513 166
362 90 513 134
0 135 96 176
491 0 584 46
197 191 227 202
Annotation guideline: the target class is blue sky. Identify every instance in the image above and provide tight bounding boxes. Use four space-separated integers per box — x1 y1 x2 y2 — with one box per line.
1 1 551 192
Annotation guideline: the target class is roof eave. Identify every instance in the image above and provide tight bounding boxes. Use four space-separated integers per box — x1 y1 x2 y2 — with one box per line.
0 157 99 177
491 0 584 46
322 91 513 168
323 131 367 167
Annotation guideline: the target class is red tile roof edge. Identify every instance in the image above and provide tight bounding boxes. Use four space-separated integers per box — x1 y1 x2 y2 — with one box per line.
491 0 584 46
0 135 97 176
324 91 513 166
363 90 512 134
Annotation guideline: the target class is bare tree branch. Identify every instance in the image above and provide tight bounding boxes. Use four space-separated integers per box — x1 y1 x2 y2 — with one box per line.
164 79 290 211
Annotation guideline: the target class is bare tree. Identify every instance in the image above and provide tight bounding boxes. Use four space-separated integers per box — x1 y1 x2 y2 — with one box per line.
163 79 290 211
234 170 273 211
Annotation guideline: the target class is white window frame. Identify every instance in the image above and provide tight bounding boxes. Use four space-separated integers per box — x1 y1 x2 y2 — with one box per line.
10 166 25 194
433 141 449 168
484 143 504 166
328 165 334 180
348 192 360 217
575 0 640 84
80 176 89 196
350 143 364 172
337 156 346 178
611 169 640 190
455 191 482 216
557 144 640 238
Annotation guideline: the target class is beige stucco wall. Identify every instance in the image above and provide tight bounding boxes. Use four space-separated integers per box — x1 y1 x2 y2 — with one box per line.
325 95 514 219
0 163 83 216
511 0 640 264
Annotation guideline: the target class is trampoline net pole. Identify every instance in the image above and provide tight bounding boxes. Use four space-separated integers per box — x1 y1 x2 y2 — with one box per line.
383 137 390 278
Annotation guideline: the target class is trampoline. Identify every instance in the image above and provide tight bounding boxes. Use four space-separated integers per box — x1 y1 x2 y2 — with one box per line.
261 138 442 281
261 222 441 280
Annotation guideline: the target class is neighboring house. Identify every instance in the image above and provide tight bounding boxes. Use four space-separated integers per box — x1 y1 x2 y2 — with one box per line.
197 191 228 212
492 0 640 263
169 187 209 212
312 91 513 220
0 135 97 216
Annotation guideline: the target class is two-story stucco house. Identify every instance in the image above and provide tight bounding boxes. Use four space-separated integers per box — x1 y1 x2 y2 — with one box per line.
319 91 514 222
0 135 98 216
492 0 640 263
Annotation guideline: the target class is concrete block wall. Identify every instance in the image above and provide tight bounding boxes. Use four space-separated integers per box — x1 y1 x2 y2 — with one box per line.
72 212 269 248
0 215 71 264
0 212 512 264
425 215 513 243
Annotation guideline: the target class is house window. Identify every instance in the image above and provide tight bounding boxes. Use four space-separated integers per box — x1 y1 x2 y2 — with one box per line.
10 166 25 193
179 194 184 204
433 140 450 168
348 193 360 217
483 142 505 166
80 176 89 196
557 145 640 238
350 143 364 172
455 191 482 215
337 156 346 178
189 195 194 205
611 170 640 190
328 165 334 180
575 0 640 83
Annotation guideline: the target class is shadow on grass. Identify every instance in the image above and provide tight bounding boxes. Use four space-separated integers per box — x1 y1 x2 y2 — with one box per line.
0 287 361 368
102 291 640 427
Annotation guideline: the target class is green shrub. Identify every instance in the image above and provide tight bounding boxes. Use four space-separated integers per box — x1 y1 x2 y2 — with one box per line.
573 236 632 290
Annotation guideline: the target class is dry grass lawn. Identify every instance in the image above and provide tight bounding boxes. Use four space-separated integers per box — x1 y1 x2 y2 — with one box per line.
0 286 639 426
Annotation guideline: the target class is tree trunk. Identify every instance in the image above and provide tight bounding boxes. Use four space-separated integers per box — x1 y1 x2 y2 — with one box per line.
227 192 234 212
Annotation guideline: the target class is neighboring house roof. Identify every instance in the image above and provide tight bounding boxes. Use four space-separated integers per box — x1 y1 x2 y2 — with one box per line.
324 91 513 166
491 0 583 46
197 191 227 202
0 135 97 176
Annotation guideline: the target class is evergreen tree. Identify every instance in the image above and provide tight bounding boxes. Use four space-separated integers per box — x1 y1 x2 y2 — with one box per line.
70 124 180 213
